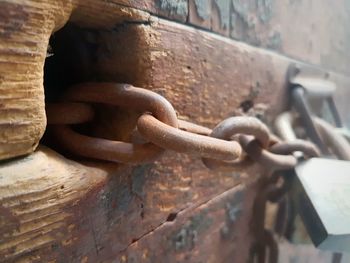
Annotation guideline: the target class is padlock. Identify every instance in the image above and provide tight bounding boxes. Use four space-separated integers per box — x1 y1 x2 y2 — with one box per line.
292 158 350 253
275 109 350 253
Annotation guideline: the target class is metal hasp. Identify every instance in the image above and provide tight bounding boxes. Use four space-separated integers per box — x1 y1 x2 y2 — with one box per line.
293 158 350 253
288 64 344 154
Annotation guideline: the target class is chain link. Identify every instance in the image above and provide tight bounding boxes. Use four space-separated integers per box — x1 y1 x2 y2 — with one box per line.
48 83 179 163
46 82 321 263
47 82 318 168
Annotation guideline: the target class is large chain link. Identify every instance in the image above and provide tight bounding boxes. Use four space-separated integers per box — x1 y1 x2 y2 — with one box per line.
46 83 320 263
46 82 318 168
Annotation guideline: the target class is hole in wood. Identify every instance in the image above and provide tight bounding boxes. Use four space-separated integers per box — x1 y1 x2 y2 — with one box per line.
41 22 141 161
44 23 97 103
166 213 178 222
42 23 99 158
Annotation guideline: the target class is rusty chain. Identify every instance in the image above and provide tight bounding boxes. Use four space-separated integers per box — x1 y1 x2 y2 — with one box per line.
46 82 318 169
47 82 320 263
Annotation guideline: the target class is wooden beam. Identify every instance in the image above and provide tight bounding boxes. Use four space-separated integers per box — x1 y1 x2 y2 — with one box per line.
1 5 350 262
92 17 350 129
1 0 349 160
188 0 350 74
0 146 260 262
118 184 256 263
0 1 73 160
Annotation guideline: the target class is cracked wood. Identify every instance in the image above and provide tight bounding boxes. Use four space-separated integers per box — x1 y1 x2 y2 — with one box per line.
0 147 260 262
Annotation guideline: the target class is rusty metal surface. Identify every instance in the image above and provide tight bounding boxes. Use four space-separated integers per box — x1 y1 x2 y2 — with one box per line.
178 119 212 136
210 116 271 147
269 140 320 158
44 82 328 263
46 84 321 183
51 125 164 163
251 182 280 263
205 116 312 172
202 116 272 170
274 112 298 142
288 64 347 156
46 102 95 124
137 114 242 160
47 83 178 163
63 83 178 127
239 135 297 171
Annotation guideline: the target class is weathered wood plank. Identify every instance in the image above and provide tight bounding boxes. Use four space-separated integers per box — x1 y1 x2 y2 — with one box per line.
86 0 350 74
0 147 107 262
0 0 153 161
92 17 350 128
1 0 349 160
117 184 256 263
83 0 188 22
0 146 261 262
187 0 350 74
0 1 73 160
28 17 350 262
1 3 350 262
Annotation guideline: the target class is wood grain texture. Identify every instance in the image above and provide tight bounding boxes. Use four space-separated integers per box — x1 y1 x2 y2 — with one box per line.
0 147 107 262
0 0 74 160
117 184 256 263
1 0 349 160
77 0 188 22
0 0 151 161
91 17 350 129
188 0 350 74
33 18 350 262
1 2 349 262
0 147 261 262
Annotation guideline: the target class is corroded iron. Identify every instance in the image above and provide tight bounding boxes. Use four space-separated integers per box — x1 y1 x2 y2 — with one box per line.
239 135 298 171
46 102 95 124
137 114 242 161
46 82 325 263
49 83 178 163
273 109 350 257
63 83 179 127
178 119 211 136
201 117 314 172
202 116 272 170
52 125 164 163
269 140 320 158
47 83 319 170
210 116 271 148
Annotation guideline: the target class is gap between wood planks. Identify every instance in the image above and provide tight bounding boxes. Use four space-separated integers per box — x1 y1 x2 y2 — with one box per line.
117 182 245 254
